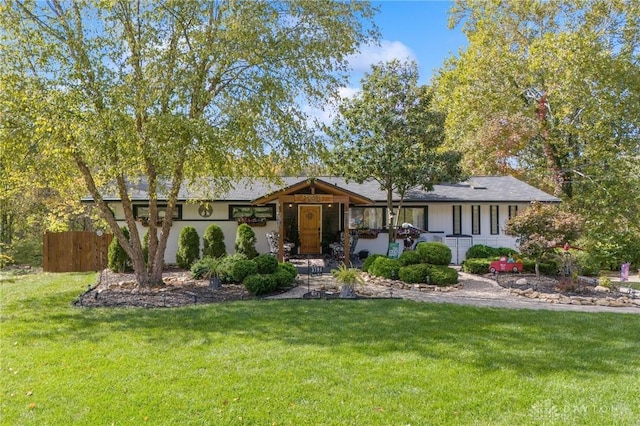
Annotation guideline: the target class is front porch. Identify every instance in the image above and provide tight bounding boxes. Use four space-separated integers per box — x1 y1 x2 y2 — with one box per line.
252 178 374 263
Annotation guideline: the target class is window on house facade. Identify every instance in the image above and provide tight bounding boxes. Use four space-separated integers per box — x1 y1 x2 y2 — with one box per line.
452 205 462 234
350 207 385 229
490 205 500 235
508 205 518 219
133 204 182 220
397 207 427 230
471 205 481 235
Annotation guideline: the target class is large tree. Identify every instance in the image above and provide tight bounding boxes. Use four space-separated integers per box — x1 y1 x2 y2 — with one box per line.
434 0 640 263
0 0 377 285
326 59 464 244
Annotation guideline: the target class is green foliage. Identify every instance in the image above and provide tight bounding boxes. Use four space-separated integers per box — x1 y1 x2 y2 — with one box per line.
326 59 464 242
231 259 258 283
362 254 385 273
202 224 226 258
176 226 200 269
462 258 492 275
0 1 376 286
277 262 298 282
243 274 277 296
369 257 400 280
398 250 422 267
466 245 513 259
190 256 221 280
254 254 278 274
235 224 258 259
427 265 459 286
598 275 617 291
416 242 451 266
522 260 558 276
215 253 248 283
331 263 365 287
108 227 131 273
7 238 42 266
142 230 149 265
572 251 601 277
398 263 432 284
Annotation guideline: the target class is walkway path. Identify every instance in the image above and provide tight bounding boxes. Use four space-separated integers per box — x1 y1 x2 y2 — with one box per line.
268 270 640 314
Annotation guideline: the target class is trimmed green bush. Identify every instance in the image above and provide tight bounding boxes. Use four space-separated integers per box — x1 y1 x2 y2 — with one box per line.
254 254 278 274
108 227 131 272
176 226 200 269
231 258 258 283
362 254 384 273
417 242 451 266
398 263 431 284
466 244 497 259
369 257 400 280
216 253 248 283
243 274 277 295
202 224 226 258
462 258 492 274
277 262 298 281
573 251 601 277
522 259 559 275
273 269 296 289
235 223 258 259
427 265 458 286
398 250 422 267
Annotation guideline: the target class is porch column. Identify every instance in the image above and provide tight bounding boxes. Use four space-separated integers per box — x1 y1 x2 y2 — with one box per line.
343 201 350 264
278 196 285 262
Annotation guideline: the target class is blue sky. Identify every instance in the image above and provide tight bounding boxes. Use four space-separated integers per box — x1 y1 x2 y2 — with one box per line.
312 1 468 123
355 1 467 84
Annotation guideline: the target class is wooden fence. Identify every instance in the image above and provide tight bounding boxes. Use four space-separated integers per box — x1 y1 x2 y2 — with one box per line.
43 231 113 272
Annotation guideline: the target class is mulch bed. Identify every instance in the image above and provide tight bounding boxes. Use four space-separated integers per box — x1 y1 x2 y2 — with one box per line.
75 269 253 308
494 273 622 298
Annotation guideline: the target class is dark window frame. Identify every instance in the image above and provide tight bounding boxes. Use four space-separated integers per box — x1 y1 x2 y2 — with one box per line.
490 205 500 235
133 204 182 220
508 205 518 219
398 206 428 230
452 205 462 234
471 205 481 235
228 204 276 220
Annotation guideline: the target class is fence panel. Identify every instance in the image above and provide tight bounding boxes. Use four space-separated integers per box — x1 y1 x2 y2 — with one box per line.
43 231 113 272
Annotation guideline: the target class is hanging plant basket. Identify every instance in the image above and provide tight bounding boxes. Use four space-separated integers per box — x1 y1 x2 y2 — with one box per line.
237 216 267 227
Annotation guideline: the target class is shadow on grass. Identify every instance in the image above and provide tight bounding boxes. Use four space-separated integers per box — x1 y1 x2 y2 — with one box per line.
8 292 639 379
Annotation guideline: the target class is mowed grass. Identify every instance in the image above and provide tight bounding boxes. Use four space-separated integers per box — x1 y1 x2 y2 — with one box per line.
1 273 639 425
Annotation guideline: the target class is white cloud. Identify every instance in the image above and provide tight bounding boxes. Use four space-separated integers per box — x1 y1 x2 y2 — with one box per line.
347 40 417 73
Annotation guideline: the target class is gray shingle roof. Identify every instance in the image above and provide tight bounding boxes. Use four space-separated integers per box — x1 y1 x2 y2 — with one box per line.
97 175 559 204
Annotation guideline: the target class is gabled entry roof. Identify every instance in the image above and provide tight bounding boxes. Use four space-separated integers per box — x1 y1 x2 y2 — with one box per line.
251 178 374 205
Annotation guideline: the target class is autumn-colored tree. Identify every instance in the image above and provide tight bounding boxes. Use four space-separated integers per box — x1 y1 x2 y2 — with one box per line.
1 0 377 285
326 59 464 243
434 0 640 267
504 202 582 277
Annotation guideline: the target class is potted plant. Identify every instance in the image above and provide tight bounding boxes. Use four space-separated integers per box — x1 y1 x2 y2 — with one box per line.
331 263 364 298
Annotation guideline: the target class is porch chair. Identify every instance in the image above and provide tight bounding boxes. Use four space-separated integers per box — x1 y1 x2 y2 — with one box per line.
266 231 292 260
333 231 359 263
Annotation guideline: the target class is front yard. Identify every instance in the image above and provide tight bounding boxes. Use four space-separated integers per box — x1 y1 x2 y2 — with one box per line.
1 272 639 425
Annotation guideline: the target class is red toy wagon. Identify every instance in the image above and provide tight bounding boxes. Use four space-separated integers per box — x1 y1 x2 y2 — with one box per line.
489 256 523 273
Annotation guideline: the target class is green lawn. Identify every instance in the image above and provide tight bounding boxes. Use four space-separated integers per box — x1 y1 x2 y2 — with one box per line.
1 272 639 425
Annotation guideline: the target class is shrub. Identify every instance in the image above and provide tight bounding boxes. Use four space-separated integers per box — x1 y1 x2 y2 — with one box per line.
398 250 422 267
142 230 149 265
466 244 498 259
243 274 277 295
398 263 431 284
362 254 384 273
522 259 558 275
273 269 296 289
573 251 601 277
427 265 458 286
190 256 221 279
461 258 492 274
254 253 278 274
108 227 131 272
417 242 451 266
176 226 200 269
216 253 248 283
277 262 298 282
231 258 258 283
202 224 226 258
369 257 400 279
9 239 42 266
235 223 258 259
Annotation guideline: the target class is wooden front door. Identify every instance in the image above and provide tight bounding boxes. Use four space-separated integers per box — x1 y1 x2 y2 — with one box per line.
298 205 322 254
